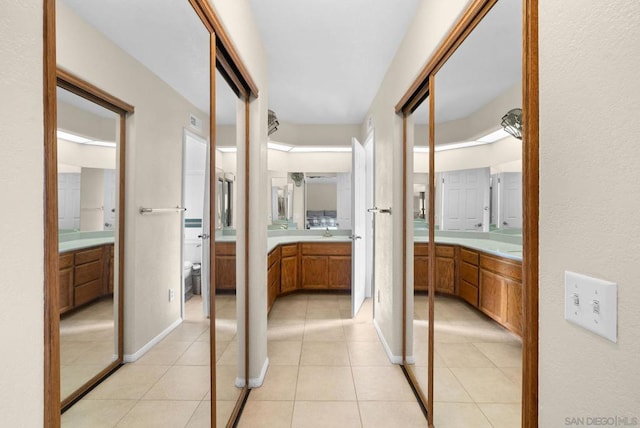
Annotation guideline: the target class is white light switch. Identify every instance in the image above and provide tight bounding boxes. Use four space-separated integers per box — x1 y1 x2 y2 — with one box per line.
564 271 617 343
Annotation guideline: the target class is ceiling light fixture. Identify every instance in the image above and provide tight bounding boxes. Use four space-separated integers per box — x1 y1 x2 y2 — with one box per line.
267 141 293 152
289 146 352 153
477 128 511 143
501 108 523 140
57 130 91 144
217 146 237 153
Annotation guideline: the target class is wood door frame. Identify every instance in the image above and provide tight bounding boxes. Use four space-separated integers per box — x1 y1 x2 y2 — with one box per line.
397 0 539 426
44 1 258 426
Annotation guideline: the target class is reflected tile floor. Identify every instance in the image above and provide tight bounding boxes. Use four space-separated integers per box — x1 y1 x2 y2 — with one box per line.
411 295 523 428
239 293 428 428
62 295 240 428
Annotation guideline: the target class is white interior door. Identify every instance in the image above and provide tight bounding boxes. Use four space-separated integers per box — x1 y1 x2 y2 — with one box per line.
441 167 490 231
364 134 375 299
499 172 523 228
351 137 366 317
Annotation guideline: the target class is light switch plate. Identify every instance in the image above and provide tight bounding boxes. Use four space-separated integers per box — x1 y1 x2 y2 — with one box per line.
564 271 617 343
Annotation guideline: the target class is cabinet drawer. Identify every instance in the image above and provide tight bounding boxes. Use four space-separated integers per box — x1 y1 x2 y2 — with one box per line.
436 245 455 258
74 279 103 307
460 262 479 285
216 242 236 256
458 280 478 307
414 243 428 256
74 260 103 286
281 244 298 258
460 248 479 265
75 246 104 265
59 253 74 269
480 255 522 281
301 242 351 256
268 247 281 268
268 261 281 286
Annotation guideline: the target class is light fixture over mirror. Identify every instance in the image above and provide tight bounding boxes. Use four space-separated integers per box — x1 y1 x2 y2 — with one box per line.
268 109 279 135
501 107 523 140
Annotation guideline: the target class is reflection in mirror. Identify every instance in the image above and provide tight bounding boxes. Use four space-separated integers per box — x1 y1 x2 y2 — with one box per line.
305 173 351 230
432 0 523 423
57 86 120 403
213 68 243 426
407 95 430 404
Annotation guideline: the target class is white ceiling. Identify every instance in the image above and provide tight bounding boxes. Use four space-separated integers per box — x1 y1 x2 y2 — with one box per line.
61 0 520 130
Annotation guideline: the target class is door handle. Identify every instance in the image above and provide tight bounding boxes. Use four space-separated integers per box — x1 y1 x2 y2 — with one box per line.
198 233 210 240
367 207 392 214
349 235 362 240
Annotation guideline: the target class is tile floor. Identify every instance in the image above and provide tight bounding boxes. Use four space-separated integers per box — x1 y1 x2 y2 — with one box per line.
237 293 428 428
411 294 523 428
60 297 116 400
62 294 241 428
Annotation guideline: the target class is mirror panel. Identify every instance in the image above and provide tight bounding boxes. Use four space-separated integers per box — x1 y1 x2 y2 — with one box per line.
432 0 523 423
57 86 120 404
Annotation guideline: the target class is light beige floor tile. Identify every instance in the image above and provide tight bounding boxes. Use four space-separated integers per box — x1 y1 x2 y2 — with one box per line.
61 399 135 428
217 340 238 365
499 366 523 387
215 340 230 361
267 320 305 341
478 403 522 428
268 341 302 365
437 343 496 368
184 400 212 428
303 319 346 342
359 401 428 428
143 365 210 400
433 402 493 428
238 400 294 428
215 364 243 401
433 322 475 344
352 366 415 401
306 307 342 320
342 322 380 342
87 364 170 399
300 341 350 366
116 400 199 428
291 401 361 428
164 321 209 342
347 341 392 366
134 340 191 365
250 366 299 401
61 364 109 399
450 367 521 403
295 366 356 401
433 368 473 403
176 341 211 366
196 328 210 342
473 342 523 368
214 318 237 342
215 400 236 428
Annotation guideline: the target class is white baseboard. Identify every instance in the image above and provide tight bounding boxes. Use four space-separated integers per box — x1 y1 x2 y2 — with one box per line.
373 318 403 364
123 318 183 363
234 357 269 388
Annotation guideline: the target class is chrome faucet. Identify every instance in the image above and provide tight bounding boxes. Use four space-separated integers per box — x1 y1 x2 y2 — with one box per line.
323 227 332 238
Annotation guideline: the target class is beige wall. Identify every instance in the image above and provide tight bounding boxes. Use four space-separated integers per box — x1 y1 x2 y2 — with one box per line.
0 0 43 425
56 1 211 356
361 0 472 359
58 99 117 142
538 0 640 423
271 121 360 146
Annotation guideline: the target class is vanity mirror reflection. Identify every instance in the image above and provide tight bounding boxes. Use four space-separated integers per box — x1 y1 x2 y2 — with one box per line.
402 0 525 425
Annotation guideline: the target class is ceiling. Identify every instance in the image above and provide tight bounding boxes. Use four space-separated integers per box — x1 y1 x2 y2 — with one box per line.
61 0 521 130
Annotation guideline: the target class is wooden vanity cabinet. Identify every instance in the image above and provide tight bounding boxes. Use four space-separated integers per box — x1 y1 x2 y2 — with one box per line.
59 253 74 314
215 242 236 292
479 253 523 336
280 244 299 294
458 248 479 306
267 247 281 312
413 243 456 295
300 242 351 291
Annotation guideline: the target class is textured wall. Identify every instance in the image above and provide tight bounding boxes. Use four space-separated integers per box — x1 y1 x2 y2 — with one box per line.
539 0 640 423
0 0 44 425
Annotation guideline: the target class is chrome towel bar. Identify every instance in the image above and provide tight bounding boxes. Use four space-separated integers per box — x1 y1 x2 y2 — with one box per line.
367 207 392 215
139 206 187 214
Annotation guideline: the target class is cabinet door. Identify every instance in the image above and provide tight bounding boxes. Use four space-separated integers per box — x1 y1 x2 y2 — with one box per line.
505 277 523 336
328 256 351 290
281 256 298 293
435 256 455 294
414 256 429 292
59 267 74 314
300 256 328 289
479 269 504 323
216 255 236 291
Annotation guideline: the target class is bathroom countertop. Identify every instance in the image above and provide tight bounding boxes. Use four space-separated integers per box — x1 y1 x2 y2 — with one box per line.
414 236 522 261
214 234 351 253
59 236 115 253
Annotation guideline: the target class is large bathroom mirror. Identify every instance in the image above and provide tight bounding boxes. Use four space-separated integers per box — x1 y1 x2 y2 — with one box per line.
57 82 126 409
50 0 256 426
430 0 524 425
305 172 352 230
